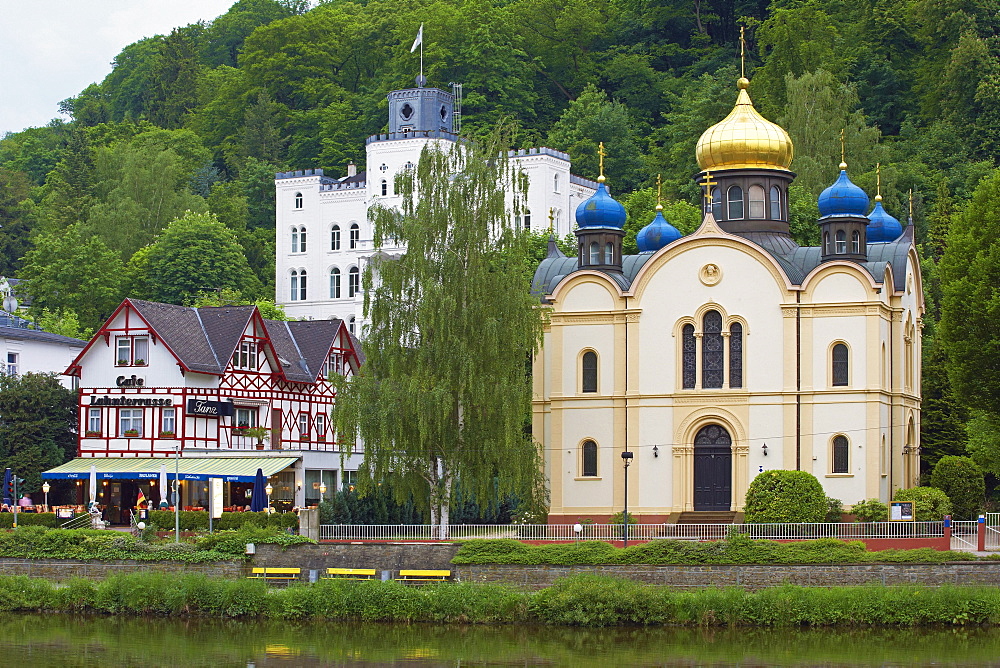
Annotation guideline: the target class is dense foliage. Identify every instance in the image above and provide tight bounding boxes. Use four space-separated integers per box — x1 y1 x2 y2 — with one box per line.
145 510 299 531
743 470 827 523
930 455 985 520
451 537 976 565
850 499 889 523
892 486 953 521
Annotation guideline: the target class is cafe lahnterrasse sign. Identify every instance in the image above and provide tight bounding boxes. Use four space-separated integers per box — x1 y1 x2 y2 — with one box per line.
89 396 173 407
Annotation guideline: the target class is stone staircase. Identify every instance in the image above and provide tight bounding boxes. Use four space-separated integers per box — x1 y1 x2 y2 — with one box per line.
674 511 739 525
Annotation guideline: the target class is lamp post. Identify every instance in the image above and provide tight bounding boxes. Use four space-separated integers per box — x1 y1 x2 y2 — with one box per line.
621 451 633 547
174 444 180 544
319 481 327 503
41 482 50 512
265 482 273 513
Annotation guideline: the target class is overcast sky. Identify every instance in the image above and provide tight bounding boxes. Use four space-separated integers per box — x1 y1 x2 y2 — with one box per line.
1 0 239 136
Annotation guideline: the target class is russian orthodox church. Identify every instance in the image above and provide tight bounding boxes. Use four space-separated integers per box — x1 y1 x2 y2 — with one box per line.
533 76 922 522
274 78 597 332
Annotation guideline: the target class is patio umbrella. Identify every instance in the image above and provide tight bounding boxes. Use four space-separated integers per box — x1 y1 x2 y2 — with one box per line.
158 464 169 509
88 465 97 511
2 468 11 507
249 468 266 512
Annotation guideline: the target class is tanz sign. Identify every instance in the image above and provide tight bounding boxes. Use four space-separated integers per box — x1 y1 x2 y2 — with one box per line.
186 399 234 417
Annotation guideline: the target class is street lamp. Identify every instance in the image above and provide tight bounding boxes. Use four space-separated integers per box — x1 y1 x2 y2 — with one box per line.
265 482 273 513
319 481 327 503
621 451 633 547
41 482 50 512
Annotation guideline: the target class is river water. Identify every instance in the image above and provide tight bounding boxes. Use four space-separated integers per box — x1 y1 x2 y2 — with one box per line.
3 613 997 667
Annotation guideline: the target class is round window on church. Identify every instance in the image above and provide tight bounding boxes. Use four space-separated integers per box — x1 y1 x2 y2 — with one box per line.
400 103 414 120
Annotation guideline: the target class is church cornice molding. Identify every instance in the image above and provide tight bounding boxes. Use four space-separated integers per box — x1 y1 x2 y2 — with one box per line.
549 309 641 326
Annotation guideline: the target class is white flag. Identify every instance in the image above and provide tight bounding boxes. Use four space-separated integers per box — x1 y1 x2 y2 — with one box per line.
410 24 423 53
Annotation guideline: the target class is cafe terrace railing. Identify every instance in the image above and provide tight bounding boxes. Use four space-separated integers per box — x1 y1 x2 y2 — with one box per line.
319 521 948 542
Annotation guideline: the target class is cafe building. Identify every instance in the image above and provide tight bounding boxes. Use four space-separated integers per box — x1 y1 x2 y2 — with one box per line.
43 299 363 522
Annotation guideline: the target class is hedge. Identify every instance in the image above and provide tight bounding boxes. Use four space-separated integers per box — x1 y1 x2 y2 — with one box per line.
744 470 827 523
0 513 83 528
450 537 980 565
893 487 952 521
931 456 985 520
145 510 298 531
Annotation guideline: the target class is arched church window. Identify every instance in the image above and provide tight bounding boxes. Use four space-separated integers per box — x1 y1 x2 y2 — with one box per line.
329 267 340 299
350 224 360 249
769 186 781 220
581 351 597 393
835 230 846 254
832 435 849 473
748 185 765 219
381 179 388 196
702 310 724 389
554 173 560 193
605 242 614 264
589 242 600 265
682 324 696 389
331 225 341 251
290 269 307 301
348 267 360 297
852 230 860 253
729 322 743 388
294 192 303 209
823 232 831 254
727 186 744 220
710 188 722 219
832 343 849 386
582 440 597 477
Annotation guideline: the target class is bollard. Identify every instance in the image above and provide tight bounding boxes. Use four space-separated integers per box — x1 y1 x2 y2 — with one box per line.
978 515 986 552
944 515 952 546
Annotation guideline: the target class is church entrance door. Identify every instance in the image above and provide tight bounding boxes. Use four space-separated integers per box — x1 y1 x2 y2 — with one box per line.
693 424 732 511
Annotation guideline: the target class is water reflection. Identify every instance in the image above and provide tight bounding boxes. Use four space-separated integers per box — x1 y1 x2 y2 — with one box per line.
0 613 996 667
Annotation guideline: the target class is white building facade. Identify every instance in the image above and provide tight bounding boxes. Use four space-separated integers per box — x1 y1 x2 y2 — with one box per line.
275 80 597 328
0 311 85 390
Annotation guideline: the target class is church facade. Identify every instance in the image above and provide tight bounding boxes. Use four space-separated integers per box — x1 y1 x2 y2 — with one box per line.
274 79 597 331
533 77 922 522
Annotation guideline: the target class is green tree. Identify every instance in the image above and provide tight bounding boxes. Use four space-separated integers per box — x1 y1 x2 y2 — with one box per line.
892 486 952 521
0 168 35 276
189 287 288 321
744 470 827 523
930 455 985 520
332 127 546 537
17 224 125 331
0 373 77 494
148 27 202 129
144 211 263 305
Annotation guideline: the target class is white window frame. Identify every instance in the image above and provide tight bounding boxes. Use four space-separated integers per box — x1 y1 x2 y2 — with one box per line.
235 407 257 429
298 412 310 439
348 267 359 297
119 409 143 437
161 407 176 436
5 352 17 376
88 407 101 434
234 341 257 370
349 224 360 249
315 413 327 439
331 225 340 251
116 336 148 366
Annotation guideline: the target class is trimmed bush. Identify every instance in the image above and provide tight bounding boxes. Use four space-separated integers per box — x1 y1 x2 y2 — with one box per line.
851 498 888 522
931 456 985 520
893 487 952 521
146 510 298 532
825 498 844 522
0 513 81 528
744 470 826 523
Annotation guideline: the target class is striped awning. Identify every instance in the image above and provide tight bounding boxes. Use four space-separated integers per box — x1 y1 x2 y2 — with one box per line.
42 457 299 483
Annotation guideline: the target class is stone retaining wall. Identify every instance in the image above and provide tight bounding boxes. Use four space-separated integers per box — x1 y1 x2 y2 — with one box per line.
254 542 461 571
0 558 245 581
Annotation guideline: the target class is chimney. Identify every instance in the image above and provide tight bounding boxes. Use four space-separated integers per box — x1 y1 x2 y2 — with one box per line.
347 161 357 178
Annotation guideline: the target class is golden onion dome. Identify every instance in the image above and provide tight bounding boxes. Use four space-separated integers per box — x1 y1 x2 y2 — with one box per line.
696 78 794 172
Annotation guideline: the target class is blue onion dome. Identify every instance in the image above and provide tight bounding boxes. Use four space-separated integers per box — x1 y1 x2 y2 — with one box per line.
636 205 682 253
867 195 903 242
576 178 626 229
817 162 870 219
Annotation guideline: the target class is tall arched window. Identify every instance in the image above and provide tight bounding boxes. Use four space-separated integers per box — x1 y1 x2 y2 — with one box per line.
589 242 600 264
380 179 388 196
710 187 722 219
349 223 360 249
682 324 696 389
582 440 597 477
290 270 307 301
851 230 860 253
524 209 531 228
299 226 306 252
832 435 849 473
329 268 341 299
748 185 765 219
294 192 303 209
832 343 849 386
835 230 846 254
702 310 724 388
769 186 781 220
348 267 360 297
291 227 301 253
331 225 341 251
605 242 614 264
554 173 560 193
727 186 744 219
581 351 598 393
290 270 299 301
729 322 743 388
823 232 831 254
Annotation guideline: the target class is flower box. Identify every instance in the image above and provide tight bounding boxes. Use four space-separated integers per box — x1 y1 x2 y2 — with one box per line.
159 431 175 438
133 358 146 366
116 359 130 366
123 430 140 437
85 431 101 437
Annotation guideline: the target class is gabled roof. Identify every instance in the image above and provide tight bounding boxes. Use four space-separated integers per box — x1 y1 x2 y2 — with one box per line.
67 299 359 384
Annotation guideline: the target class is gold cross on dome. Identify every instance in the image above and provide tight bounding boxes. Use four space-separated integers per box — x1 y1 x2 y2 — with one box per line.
840 129 846 165
740 26 746 79
548 207 555 233
598 142 606 179
656 173 663 207
702 171 717 204
876 163 881 197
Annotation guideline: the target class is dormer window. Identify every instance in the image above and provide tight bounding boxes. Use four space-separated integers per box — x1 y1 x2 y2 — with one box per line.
116 336 149 366
321 351 345 378
233 341 257 370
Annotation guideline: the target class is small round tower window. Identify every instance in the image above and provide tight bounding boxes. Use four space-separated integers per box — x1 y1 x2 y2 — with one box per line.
400 103 414 120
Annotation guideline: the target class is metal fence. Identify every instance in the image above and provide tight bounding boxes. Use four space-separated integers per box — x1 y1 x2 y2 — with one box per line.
319 521 947 542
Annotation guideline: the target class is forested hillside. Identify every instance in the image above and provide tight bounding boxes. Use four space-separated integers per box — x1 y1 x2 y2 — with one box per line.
0 0 998 476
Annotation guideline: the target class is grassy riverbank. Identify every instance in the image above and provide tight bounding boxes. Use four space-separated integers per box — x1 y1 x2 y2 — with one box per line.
1 572 999 627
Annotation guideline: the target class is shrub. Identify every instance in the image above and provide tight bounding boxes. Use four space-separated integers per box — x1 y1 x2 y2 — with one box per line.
146 510 298 532
825 497 844 523
0 513 79 529
851 498 888 522
930 456 986 520
893 487 952 521
744 470 826 523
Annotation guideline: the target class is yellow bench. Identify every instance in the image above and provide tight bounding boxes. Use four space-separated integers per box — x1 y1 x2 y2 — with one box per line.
248 567 301 581
396 569 451 582
324 568 377 580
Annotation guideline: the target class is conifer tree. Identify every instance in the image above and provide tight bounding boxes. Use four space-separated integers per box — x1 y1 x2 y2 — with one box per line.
332 125 546 537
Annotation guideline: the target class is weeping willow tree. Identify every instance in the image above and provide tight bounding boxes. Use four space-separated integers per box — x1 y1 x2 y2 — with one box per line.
332 125 546 537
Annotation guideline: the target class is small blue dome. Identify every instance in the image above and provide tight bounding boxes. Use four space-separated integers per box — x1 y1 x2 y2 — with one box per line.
818 169 869 218
636 209 682 253
576 182 626 229
867 199 902 243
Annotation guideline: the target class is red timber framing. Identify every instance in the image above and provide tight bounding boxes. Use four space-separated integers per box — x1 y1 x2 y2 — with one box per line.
67 299 358 458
